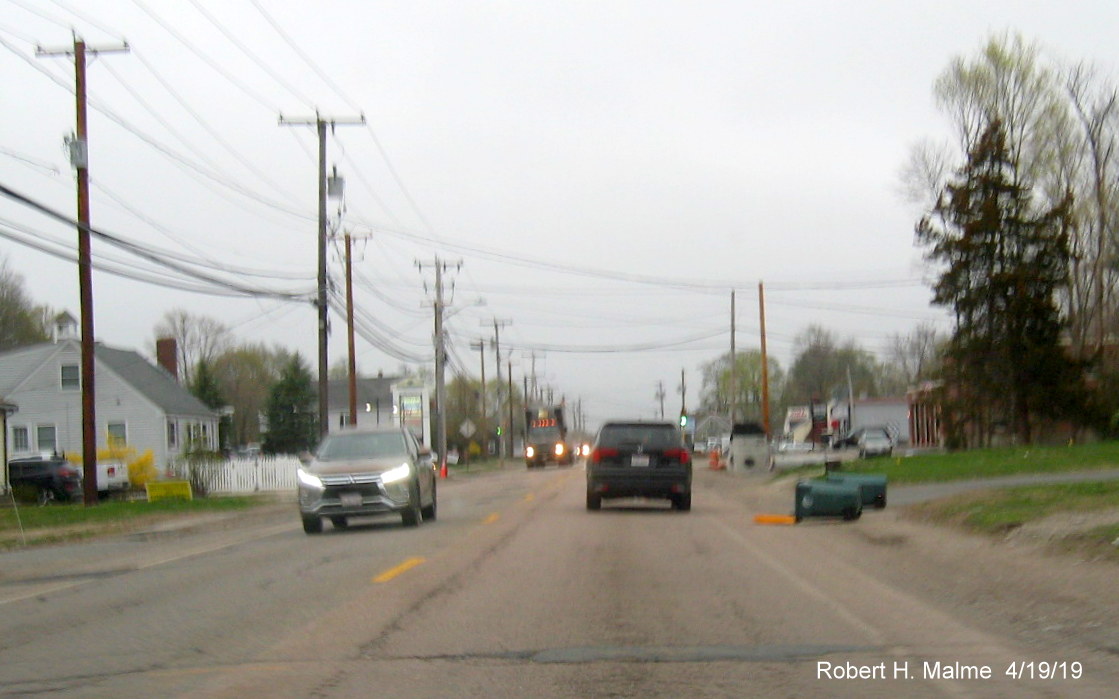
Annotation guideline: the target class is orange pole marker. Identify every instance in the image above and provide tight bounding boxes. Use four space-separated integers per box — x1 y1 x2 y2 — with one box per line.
753 514 797 525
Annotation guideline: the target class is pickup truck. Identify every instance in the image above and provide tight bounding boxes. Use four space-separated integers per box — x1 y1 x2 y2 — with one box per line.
97 459 131 495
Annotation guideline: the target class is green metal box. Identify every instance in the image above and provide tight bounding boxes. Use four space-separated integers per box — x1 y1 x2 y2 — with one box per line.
825 473 887 508
794 480 862 521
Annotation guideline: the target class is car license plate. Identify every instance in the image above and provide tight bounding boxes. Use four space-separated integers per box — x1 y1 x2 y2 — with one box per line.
340 492 362 508
630 454 650 467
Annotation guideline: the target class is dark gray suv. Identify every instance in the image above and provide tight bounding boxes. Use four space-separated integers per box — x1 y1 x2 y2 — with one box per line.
586 421 692 511
297 426 437 534
7 456 82 504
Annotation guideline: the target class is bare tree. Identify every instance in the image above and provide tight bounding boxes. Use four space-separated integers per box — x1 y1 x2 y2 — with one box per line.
1064 63 1119 359
884 323 943 388
152 309 231 386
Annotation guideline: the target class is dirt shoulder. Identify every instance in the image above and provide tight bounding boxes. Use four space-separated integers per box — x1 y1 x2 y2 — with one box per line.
701 467 1119 662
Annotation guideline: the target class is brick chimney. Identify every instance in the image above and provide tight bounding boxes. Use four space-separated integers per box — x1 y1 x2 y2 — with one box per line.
156 338 179 382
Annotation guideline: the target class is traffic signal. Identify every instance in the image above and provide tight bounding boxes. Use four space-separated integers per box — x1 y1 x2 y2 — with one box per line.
497 426 503 436
679 414 688 428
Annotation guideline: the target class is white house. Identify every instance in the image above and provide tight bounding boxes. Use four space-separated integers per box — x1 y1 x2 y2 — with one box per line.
0 329 218 470
322 374 432 450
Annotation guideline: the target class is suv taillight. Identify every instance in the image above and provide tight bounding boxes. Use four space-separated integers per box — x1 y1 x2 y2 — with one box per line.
590 447 618 464
664 448 691 464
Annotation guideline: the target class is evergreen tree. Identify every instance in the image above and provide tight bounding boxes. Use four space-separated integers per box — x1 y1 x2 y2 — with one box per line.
190 359 230 451
189 359 225 409
917 120 1085 444
262 354 318 454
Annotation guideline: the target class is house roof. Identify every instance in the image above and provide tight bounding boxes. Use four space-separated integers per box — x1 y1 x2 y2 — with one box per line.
0 340 214 418
95 344 215 417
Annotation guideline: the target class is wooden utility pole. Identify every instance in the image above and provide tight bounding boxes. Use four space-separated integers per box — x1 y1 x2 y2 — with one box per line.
37 37 128 506
345 233 357 426
730 289 737 425
279 113 364 436
470 339 486 423
679 368 686 417
507 358 515 459
418 257 461 477
337 231 373 426
759 281 771 439
485 318 511 460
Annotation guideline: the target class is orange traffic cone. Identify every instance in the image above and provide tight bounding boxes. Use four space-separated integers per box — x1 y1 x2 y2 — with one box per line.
708 449 724 470
440 461 448 479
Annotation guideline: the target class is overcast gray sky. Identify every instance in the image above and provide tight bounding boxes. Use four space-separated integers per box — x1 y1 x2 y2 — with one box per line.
3 1 1118 427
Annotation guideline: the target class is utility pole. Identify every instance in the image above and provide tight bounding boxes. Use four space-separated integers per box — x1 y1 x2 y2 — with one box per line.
37 37 129 507
655 381 666 420
470 339 486 428
418 256 461 478
759 281 771 439
679 368 686 417
527 350 538 401
279 112 364 436
730 289 737 425
336 230 373 427
485 318 511 460
507 358 515 459
344 232 357 427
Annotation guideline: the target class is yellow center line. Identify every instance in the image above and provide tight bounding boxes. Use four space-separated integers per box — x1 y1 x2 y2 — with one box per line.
482 513 500 524
372 556 426 583
522 493 535 503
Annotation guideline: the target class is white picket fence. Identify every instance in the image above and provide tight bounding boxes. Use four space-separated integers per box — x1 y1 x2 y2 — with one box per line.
169 456 301 495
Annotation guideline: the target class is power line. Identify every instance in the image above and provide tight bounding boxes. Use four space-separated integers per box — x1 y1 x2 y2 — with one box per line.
0 181 314 300
184 0 315 109
128 0 283 113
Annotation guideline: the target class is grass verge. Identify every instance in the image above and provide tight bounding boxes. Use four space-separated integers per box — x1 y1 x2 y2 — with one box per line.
905 481 1119 562
778 440 1119 484
0 495 270 551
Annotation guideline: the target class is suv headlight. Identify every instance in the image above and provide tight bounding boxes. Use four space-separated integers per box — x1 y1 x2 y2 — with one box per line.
380 463 411 484
297 468 324 490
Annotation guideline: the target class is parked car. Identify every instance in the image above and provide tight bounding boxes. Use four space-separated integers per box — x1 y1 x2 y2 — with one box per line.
7 456 82 504
776 440 815 453
834 425 893 450
586 421 692 511
858 432 894 458
296 426 437 534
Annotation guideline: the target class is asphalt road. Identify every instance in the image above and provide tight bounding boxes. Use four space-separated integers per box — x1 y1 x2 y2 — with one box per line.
1 463 1116 697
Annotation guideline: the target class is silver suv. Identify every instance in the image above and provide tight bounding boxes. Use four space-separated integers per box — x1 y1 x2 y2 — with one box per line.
297 426 437 534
